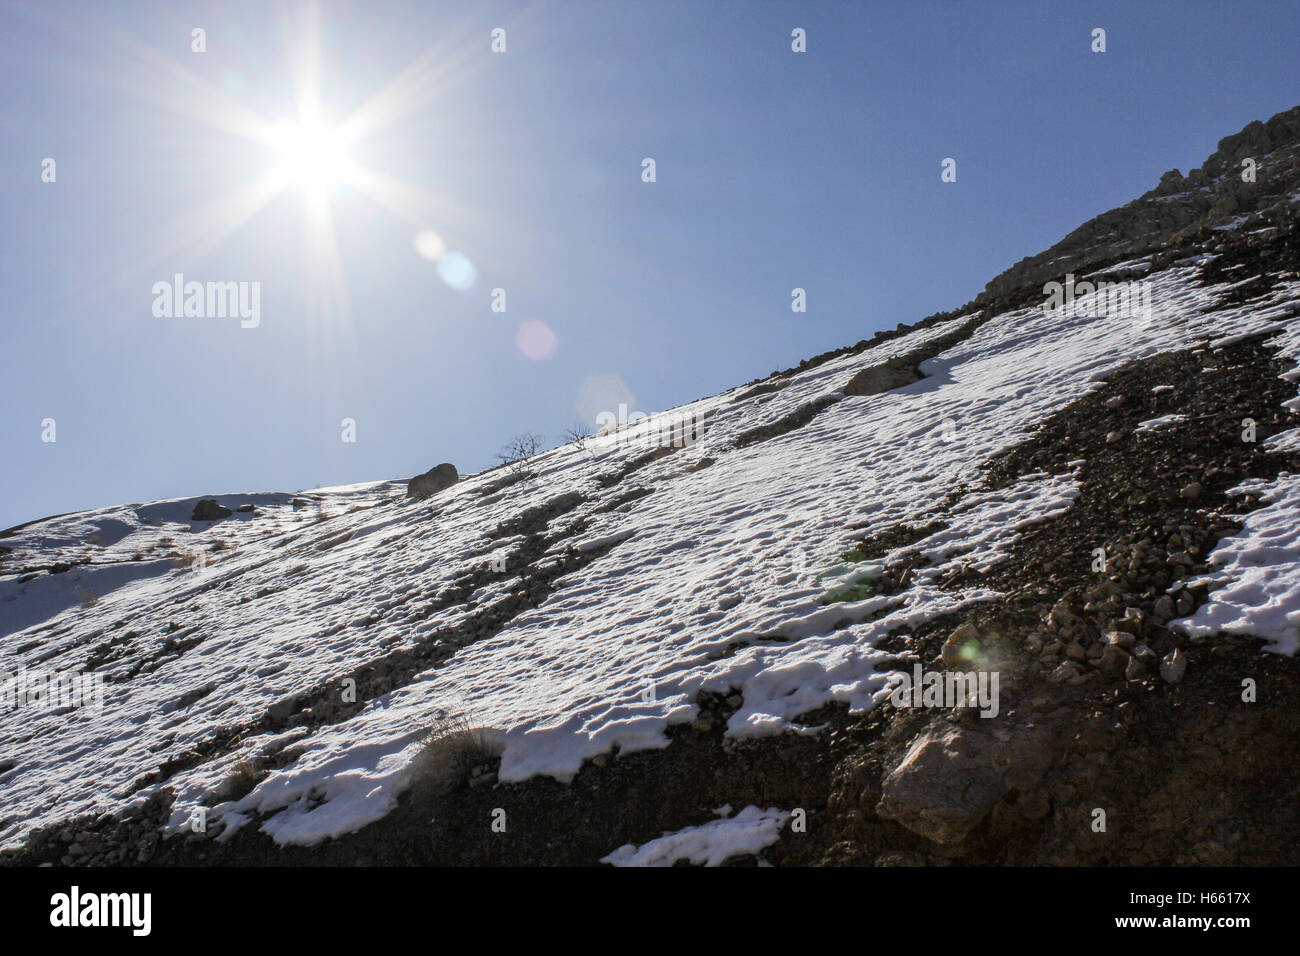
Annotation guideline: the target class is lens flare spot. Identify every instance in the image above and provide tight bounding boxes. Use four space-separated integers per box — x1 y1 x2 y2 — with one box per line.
577 374 637 425
515 320 557 360
414 229 446 262
436 250 477 290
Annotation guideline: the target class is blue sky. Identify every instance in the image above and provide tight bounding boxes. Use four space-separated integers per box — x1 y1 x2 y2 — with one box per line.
1 0 1297 530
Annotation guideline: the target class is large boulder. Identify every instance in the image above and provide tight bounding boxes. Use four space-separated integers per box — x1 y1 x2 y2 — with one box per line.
876 726 1007 844
875 723 1053 845
407 462 459 499
191 499 232 522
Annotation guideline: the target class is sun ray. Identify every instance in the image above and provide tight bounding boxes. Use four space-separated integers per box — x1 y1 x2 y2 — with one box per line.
88 170 288 309
341 164 471 231
329 0 560 148
22 0 552 326
279 0 325 128
302 192 352 327
70 9 275 145
333 23 488 148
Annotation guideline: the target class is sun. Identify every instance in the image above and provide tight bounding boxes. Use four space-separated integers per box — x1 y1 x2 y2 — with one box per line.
113 0 483 323
268 117 352 198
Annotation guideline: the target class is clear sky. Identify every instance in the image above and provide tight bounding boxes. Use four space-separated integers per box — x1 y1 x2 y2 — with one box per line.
1 0 1297 530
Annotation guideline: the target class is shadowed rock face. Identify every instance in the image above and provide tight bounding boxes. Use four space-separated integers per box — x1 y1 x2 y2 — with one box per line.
843 360 921 397
191 499 231 521
407 463 459 499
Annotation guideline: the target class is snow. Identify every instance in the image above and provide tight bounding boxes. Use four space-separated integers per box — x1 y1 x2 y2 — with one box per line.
1135 413 1188 433
601 805 790 866
1176 475 1300 655
2 261 1299 853
1171 315 1300 655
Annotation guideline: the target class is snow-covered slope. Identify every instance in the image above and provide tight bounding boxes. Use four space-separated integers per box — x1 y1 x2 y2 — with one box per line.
4 243 1299 854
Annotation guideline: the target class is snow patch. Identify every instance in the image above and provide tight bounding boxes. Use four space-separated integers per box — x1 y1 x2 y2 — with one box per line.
601 805 790 866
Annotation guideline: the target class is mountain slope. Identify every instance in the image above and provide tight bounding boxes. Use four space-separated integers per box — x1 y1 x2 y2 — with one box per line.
3 107 1300 867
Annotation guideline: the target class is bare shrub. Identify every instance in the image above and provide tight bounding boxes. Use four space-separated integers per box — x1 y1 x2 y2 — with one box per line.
498 432 543 466
409 710 504 793
564 421 593 449
211 757 265 804
496 431 545 483
170 551 203 571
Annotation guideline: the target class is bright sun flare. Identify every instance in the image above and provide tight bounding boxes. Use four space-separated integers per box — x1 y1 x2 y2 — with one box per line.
269 118 351 196
127 0 479 323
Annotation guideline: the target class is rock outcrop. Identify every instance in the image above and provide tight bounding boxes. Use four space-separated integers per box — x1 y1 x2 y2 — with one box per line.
978 104 1300 303
191 499 232 521
407 463 459 499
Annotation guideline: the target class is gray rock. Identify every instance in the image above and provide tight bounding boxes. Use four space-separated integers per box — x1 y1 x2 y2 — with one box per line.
1100 643 1130 675
407 463 459 499
1050 660 1081 682
1160 648 1187 684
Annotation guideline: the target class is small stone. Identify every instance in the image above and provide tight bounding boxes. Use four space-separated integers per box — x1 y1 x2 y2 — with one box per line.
1153 594 1175 619
1160 648 1187 684
1050 661 1081 683
1100 643 1130 675
1180 482 1203 501
1105 431 1123 444
1124 657 1146 681
1065 642 1086 661
1106 631 1136 648
1133 643 1157 664
1104 395 1124 409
